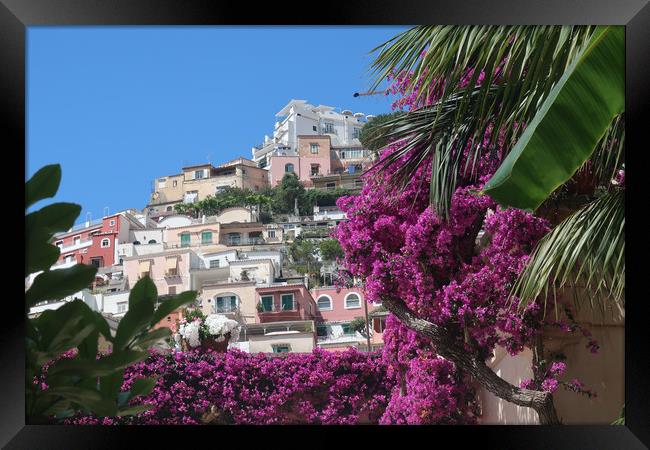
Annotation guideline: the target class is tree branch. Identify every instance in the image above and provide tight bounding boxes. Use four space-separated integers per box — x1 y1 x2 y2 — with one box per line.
382 296 560 424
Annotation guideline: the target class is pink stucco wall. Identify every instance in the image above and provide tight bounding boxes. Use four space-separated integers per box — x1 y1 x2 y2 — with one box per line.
123 250 192 295
310 287 368 322
269 154 332 187
255 284 317 323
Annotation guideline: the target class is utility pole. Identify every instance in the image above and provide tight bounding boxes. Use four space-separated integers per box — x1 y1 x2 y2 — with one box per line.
363 298 371 352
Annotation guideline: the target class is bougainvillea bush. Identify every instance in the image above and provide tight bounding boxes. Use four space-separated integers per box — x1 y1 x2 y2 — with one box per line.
66 349 393 425
331 67 599 424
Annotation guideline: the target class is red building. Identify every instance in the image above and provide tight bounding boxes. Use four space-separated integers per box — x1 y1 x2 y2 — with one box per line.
52 211 145 269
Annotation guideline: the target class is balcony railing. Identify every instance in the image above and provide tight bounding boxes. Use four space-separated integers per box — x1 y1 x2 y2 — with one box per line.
220 237 266 246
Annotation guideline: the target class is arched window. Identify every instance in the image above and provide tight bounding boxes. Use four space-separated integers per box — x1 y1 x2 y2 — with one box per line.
344 292 361 309
166 206 173 212
215 294 238 313
101 238 110 248
285 163 294 173
317 295 332 311
133 240 141 245
148 239 157 244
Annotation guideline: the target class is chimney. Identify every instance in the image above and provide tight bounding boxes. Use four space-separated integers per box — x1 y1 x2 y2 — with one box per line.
202 214 206 224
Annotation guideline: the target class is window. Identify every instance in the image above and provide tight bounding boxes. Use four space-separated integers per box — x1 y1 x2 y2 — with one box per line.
373 317 386 333
312 125 317 132
101 238 110 248
273 344 291 354
326 182 336 189
195 170 204 179
180 232 191 248
341 323 356 335
117 302 127 313
166 206 173 212
310 143 319 154
227 233 241 245
90 257 103 268
215 295 238 313
209 259 220 268
317 295 332 311
148 239 157 244
73 236 81 246
55 241 63 249
173 180 178 187
109 219 115 226
268 230 276 238
281 294 294 311
317 325 328 337
260 295 274 312
201 231 213 245
64 254 75 263
345 293 361 309
133 240 141 245
322 122 335 134
310 164 320 176
168 286 176 295
352 127 361 139
285 163 294 173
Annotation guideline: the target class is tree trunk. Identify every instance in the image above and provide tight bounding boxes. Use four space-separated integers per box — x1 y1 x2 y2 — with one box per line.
382 296 560 424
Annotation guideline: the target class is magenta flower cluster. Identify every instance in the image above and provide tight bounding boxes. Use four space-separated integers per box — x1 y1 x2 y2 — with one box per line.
66 348 393 425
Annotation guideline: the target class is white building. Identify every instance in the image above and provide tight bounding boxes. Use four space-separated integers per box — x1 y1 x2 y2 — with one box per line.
252 99 368 168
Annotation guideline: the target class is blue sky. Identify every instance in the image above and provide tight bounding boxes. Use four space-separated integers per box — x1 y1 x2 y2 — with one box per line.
27 26 408 221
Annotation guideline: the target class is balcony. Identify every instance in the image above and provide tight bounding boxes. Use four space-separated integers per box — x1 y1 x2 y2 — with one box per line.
220 237 266 246
257 308 303 323
56 238 93 253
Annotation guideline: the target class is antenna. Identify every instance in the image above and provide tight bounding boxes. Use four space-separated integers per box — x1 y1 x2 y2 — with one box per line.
104 206 109 217
207 152 212 165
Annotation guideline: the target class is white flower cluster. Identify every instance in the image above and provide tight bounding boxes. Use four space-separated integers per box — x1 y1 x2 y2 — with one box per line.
205 314 241 343
178 320 202 348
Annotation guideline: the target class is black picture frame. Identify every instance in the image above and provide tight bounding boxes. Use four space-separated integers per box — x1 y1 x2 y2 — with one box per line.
4 0 648 448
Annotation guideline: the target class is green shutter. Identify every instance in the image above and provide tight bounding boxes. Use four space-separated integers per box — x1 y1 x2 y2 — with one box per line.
201 231 212 244
180 233 191 247
281 294 294 311
261 295 274 311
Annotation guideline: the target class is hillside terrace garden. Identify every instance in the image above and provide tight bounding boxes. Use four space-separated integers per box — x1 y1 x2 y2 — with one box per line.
25 25 624 425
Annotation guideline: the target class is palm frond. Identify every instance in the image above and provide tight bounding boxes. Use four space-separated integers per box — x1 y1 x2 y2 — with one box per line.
367 26 596 217
513 189 624 318
589 114 625 186
366 86 501 219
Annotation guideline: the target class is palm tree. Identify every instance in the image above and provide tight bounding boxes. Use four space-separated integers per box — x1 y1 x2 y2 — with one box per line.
365 25 624 314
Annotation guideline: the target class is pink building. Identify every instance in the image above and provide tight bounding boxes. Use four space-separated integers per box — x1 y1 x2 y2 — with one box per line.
255 283 318 323
310 286 385 351
268 135 332 187
122 249 196 296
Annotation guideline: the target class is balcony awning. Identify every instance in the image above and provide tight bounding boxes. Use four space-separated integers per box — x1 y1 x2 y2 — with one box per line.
166 256 179 271
138 260 152 272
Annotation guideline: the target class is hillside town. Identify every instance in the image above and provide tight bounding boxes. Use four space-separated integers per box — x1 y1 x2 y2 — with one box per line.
27 99 386 355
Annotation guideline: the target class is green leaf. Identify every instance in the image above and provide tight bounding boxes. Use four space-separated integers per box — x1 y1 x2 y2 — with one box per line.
47 350 147 379
26 202 82 239
150 291 196 326
26 242 60 278
26 164 62 209
32 300 96 355
513 189 624 315
117 404 153 417
26 265 97 308
482 26 624 210
128 377 157 399
113 277 157 350
39 386 117 417
131 327 171 351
